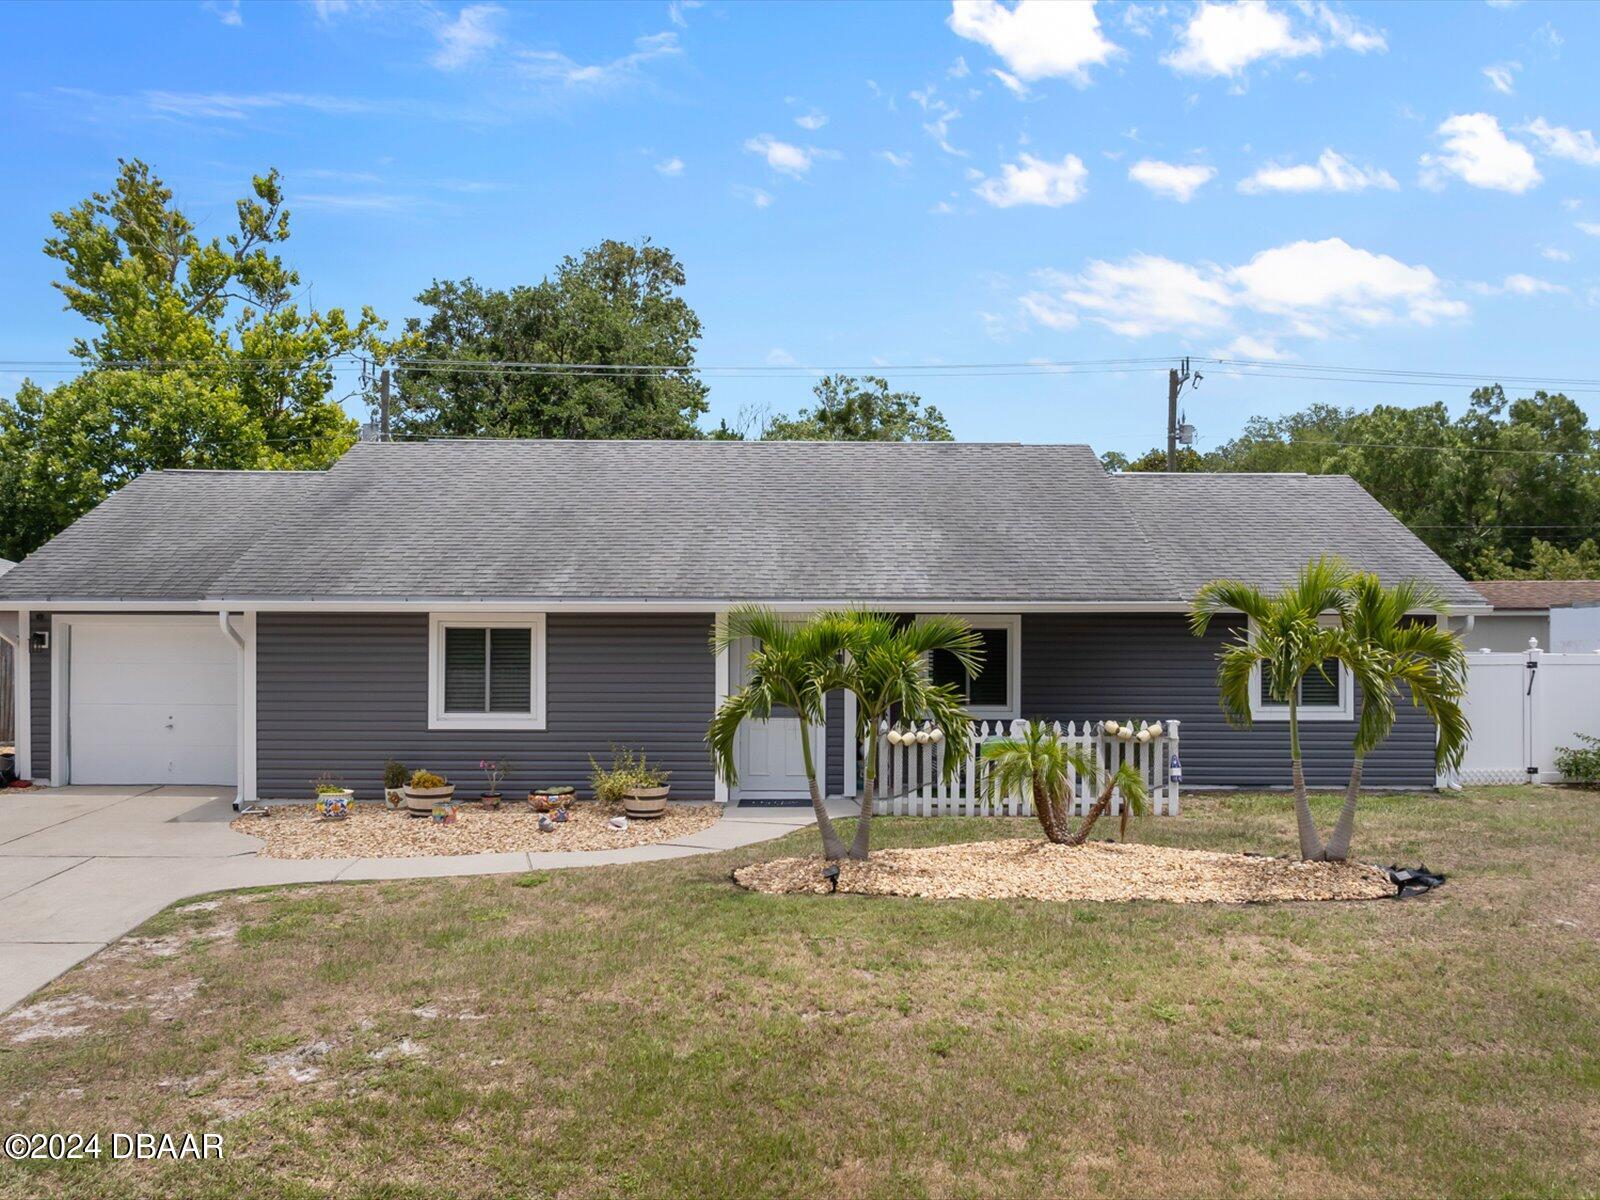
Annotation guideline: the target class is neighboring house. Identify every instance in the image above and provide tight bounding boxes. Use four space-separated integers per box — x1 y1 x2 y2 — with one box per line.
0 558 12 746
1452 581 1600 654
0 441 1488 805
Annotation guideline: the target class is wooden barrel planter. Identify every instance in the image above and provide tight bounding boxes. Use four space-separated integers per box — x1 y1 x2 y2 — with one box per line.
405 784 455 818
623 785 670 820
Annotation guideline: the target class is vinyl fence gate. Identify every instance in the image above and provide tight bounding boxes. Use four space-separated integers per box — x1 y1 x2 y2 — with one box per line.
1452 645 1600 785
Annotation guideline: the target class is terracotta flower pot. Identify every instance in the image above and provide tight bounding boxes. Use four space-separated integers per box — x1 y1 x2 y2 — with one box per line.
405 784 455 817
623 785 670 820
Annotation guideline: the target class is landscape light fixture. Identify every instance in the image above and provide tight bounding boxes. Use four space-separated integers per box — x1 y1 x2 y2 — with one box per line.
821 863 841 893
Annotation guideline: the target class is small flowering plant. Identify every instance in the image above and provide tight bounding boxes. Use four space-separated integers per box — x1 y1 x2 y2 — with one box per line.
480 758 510 794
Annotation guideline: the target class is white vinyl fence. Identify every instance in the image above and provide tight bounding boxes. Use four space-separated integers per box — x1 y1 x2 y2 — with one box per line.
1453 644 1600 785
872 719 1181 818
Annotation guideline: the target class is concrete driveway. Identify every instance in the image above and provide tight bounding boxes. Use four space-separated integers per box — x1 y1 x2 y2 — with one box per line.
0 786 823 1013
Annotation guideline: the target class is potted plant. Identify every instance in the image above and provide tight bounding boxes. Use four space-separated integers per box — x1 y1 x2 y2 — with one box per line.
404 768 454 819
312 773 353 821
478 758 509 809
589 745 671 820
383 759 408 811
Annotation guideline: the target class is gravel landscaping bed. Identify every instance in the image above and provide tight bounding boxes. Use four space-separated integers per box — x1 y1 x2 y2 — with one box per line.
235 801 723 859
734 838 1395 903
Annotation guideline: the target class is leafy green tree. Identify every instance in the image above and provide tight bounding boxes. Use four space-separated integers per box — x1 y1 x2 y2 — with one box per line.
708 607 853 860
0 159 385 560
1100 447 1204 472
763 375 952 442
1325 575 1468 861
390 240 709 440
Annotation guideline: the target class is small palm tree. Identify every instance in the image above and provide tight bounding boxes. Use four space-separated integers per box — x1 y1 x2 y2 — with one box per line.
982 724 1151 845
1191 557 1356 861
839 612 981 860
708 607 853 860
1324 574 1469 861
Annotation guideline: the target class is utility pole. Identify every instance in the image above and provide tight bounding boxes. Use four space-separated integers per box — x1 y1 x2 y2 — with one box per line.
1167 357 1194 471
378 368 391 442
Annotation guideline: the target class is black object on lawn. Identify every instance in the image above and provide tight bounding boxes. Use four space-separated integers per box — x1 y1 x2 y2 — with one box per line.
821 863 841 893
1385 863 1447 897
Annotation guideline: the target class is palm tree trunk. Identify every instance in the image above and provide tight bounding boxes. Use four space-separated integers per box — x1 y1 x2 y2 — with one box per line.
1324 756 1363 862
797 716 848 861
1036 770 1067 844
1065 776 1118 846
1289 695 1325 861
848 720 878 861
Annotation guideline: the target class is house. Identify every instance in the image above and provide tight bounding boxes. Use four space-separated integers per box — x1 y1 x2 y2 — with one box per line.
0 441 1488 806
1450 580 1600 654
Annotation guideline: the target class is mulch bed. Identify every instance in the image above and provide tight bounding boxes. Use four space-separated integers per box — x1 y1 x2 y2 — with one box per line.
233 801 722 860
733 839 1395 904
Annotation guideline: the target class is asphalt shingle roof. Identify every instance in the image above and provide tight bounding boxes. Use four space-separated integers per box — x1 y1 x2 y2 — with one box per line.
0 441 1483 608
1472 580 1600 610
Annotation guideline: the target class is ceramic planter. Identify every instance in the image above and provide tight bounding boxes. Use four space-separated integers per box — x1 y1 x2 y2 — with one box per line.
623 785 670 820
315 789 353 821
431 802 458 825
383 787 405 812
405 784 455 818
479 793 502 810
530 786 575 812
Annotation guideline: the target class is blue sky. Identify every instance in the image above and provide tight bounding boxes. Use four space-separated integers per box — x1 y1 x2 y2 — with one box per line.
2 0 1597 455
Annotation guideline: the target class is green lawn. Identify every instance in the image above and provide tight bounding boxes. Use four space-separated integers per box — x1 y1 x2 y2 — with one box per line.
3 787 1598 1199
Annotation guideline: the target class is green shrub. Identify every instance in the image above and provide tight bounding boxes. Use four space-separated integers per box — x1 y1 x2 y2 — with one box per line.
587 744 670 804
409 769 449 789
1555 734 1600 787
383 759 408 789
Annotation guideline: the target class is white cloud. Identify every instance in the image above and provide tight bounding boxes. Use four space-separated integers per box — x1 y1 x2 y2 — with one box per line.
974 153 1089 207
989 68 1029 97
1576 221 1600 236
1164 1 1321 77
877 149 912 168
765 348 797 366
202 0 243 26
734 185 773 209
1020 237 1464 340
1128 159 1216 201
1310 2 1386 53
1420 113 1540 192
947 0 1120 87
744 134 828 177
517 30 681 88
655 156 684 176
1541 247 1572 262
1216 334 1290 360
1523 118 1600 166
911 86 967 156
1483 61 1518 94
432 4 504 70
1122 2 1165 37
794 108 828 131
1468 273 1567 296
666 0 703 28
1238 148 1397 193
948 55 971 78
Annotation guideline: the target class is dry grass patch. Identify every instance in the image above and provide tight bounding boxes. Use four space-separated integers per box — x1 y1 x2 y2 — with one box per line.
736 839 1394 903
233 800 721 858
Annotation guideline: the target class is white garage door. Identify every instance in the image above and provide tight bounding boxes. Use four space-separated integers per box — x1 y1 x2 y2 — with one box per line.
66 618 238 785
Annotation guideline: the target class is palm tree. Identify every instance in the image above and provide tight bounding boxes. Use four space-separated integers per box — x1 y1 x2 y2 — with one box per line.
708 607 853 860
1190 557 1357 861
982 723 1150 845
1323 574 1469 862
837 612 981 860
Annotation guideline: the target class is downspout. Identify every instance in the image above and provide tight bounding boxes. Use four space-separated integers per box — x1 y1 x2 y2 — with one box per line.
219 612 247 810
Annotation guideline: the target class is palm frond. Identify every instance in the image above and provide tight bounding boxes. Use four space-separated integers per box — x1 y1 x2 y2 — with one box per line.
1190 578 1272 634
706 682 776 786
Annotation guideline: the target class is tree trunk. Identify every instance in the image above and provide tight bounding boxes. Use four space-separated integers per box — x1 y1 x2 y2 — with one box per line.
1289 696 1325 861
1065 775 1118 846
848 722 878 861
1036 770 1067 843
798 717 848 861
1324 756 1363 862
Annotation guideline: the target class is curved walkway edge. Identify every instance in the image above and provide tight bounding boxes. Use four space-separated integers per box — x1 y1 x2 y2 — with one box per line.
0 786 825 1014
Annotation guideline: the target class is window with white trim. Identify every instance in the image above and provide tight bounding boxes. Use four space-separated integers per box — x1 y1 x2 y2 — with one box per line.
924 614 1021 719
428 614 546 730
1246 618 1354 722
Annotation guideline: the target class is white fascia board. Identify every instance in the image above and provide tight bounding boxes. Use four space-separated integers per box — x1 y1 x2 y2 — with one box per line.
5 597 1201 614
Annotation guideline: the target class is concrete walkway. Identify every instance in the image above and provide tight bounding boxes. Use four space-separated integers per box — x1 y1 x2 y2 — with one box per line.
0 786 830 1013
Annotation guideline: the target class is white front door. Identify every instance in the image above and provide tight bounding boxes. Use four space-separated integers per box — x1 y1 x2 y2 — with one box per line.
732 636 824 799
63 617 238 785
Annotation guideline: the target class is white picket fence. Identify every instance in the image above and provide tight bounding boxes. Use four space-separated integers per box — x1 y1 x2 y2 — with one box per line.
871 719 1181 818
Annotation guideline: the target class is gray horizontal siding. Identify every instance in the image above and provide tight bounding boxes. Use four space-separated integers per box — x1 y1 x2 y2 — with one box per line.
1021 614 1436 790
257 613 715 801
826 689 844 796
31 614 50 781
